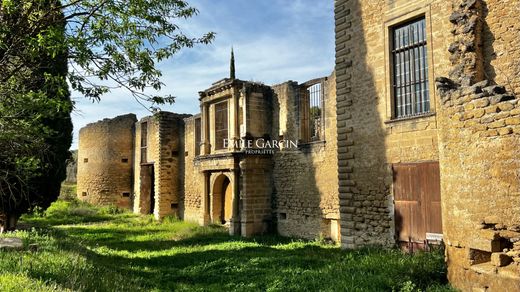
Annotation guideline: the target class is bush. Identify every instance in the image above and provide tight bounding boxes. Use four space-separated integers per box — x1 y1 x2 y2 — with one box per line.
59 183 77 201
21 199 112 226
99 205 126 215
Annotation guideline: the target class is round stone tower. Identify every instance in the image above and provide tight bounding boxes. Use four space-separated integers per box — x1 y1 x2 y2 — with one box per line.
77 114 137 208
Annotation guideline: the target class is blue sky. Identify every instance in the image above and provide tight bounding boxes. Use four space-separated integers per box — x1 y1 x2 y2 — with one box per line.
71 0 335 149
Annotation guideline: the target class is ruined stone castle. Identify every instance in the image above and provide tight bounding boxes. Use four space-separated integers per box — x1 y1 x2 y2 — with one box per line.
77 0 520 290
78 68 340 240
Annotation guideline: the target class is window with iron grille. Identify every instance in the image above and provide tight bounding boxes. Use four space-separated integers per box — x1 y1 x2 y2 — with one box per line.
141 122 148 163
308 83 323 141
300 82 324 142
195 118 201 156
392 18 430 119
214 102 228 150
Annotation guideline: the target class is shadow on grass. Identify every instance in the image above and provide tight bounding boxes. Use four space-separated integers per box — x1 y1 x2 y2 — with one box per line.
61 224 297 252
13 199 450 291
43 225 450 292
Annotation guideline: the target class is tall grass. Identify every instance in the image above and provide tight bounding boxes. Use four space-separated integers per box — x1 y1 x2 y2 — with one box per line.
0 200 454 292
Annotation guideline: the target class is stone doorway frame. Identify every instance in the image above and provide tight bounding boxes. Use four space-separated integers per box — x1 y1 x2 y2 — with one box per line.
208 172 240 236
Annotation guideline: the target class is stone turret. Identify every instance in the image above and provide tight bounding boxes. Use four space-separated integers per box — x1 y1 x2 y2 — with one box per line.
77 114 137 208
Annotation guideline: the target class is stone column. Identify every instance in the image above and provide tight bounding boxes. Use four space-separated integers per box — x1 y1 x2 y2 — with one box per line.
201 103 211 155
229 167 241 235
201 171 211 225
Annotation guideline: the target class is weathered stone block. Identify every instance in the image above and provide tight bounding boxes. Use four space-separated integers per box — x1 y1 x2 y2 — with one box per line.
491 252 512 267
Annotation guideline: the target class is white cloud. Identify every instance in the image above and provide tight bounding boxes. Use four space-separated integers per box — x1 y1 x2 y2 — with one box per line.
70 0 334 150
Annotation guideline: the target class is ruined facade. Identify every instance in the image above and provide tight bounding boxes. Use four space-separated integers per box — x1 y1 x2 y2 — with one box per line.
77 114 136 208
77 73 340 241
335 0 520 290
75 0 520 288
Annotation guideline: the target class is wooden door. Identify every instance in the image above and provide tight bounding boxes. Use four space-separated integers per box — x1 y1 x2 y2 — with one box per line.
393 162 442 247
140 165 155 215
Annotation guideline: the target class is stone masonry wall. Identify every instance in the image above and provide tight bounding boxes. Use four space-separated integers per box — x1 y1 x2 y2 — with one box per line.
156 112 190 219
246 91 271 138
436 1 520 290
335 0 453 248
182 115 204 223
239 156 273 236
77 114 136 208
272 73 340 241
482 0 520 96
133 112 190 219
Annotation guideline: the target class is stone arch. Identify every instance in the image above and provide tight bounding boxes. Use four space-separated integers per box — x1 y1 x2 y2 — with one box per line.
210 173 233 225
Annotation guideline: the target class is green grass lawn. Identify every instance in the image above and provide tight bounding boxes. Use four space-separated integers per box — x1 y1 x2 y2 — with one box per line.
0 200 453 292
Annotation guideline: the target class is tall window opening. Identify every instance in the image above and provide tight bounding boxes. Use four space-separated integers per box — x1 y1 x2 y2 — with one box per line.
141 122 148 163
308 83 323 141
195 118 201 156
392 17 429 118
300 82 324 142
214 101 228 150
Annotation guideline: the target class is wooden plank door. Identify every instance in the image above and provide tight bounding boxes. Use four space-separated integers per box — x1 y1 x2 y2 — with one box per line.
418 162 442 235
393 162 441 246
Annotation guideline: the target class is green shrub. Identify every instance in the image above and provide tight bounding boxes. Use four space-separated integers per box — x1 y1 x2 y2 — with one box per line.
99 205 126 215
59 183 77 201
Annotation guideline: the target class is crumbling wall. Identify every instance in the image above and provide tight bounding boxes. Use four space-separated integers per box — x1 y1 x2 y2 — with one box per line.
182 115 204 223
436 0 520 290
77 114 136 208
133 112 189 219
156 112 189 218
272 73 340 242
482 0 520 96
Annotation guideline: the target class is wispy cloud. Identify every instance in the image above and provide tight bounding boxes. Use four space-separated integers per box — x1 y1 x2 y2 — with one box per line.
71 0 334 149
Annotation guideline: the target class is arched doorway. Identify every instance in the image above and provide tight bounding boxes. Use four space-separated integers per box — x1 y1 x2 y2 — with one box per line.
221 178 232 224
212 174 233 225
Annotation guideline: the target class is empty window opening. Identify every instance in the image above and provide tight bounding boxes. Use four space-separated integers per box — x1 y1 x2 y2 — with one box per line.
82 192 87 196
141 122 148 163
121 158 128 163
215 102 228 150
195 118 202 156
392 17 430 118
122 192 131 198
83 158 88 163
469 249 492 265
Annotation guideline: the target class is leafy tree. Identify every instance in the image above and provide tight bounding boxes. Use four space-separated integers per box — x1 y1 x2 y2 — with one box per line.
0 0 72 230
0 0 214 230
2 0 215 108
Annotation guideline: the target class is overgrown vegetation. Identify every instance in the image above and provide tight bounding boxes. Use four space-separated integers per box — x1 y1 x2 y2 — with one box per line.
0 0 214 231
0 200 453 291
0 0 73 231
